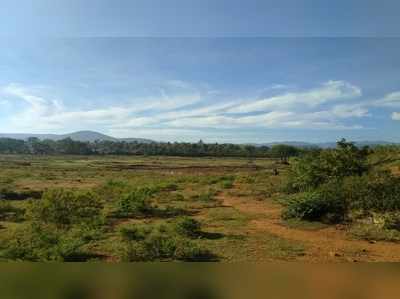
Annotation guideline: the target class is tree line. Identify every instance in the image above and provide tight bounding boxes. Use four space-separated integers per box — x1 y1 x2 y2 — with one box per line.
0 137 303 159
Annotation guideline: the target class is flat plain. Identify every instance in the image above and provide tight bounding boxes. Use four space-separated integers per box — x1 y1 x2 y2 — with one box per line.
1 154 400 262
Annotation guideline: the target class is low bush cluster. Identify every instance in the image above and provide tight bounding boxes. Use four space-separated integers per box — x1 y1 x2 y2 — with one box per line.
173 217 202 238
115 187 157 217
0 201 25 222
1 189 106 261
27 189 104 228
281 140 400 227
282 182 347 224
118 222 213 262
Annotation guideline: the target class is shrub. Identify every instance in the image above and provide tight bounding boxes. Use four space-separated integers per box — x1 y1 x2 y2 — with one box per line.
282 181 347 223
120 225 150 241
0 201 24 222
192 190 217 202
383 212 400 231
343 171 400 212
174 217 201 238
2 223 86 261
350 223 400 242
284 139 369 193
98 179 131 202
27 189 104 228
118 225 213 262
116 188 156 217
174 238 214 261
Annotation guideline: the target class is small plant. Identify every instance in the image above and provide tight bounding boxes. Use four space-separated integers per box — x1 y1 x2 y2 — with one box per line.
172 193 185 201
116 188 156 217
192 190 217 202
383 212 400 231
98 179 131 202
0 201 24 222
282 181 347 223
174 217 201 238
120 225 150 241
350 223 400 243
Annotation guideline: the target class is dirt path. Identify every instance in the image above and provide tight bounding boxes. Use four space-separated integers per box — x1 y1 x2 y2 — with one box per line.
219 193 400 262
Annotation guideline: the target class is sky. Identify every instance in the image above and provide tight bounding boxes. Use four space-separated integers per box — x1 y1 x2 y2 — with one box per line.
0 1 400 143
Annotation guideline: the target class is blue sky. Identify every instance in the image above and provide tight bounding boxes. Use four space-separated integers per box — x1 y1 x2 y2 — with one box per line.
0 2 400 143
2 0 400 37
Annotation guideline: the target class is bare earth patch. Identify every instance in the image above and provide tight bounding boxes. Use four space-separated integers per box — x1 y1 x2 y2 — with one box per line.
219 190 400 262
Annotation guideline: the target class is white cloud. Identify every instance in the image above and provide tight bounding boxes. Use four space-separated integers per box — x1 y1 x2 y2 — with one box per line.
0 80 367 135
227 81 361 113
331 104 369 118
375 92 400 108
0 82 203 132
392 112 400 121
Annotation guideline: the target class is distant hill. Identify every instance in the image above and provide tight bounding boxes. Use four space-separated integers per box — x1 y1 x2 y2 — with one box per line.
0 131 154 143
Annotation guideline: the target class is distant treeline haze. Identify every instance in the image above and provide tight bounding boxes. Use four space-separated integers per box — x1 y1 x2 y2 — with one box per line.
0 137 302 158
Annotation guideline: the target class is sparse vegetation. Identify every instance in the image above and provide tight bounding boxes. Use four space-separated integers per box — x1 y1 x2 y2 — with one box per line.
0 139 400 262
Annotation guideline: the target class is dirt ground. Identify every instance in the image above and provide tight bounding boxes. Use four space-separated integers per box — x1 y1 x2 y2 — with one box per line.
219 188 400 262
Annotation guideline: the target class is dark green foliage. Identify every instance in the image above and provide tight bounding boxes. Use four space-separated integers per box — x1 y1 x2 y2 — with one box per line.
282 181 347 223
174 217 201 238
0 137 273 157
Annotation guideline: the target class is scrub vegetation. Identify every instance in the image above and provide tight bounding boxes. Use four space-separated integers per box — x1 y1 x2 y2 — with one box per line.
0 139 400 262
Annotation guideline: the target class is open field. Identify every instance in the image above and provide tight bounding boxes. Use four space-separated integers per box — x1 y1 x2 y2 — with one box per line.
1 154 400 262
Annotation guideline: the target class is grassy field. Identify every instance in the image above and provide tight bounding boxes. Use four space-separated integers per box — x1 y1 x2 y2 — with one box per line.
1 154 400 262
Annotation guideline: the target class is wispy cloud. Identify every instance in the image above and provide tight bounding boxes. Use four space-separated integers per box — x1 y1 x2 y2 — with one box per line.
226 81 361 113
392 112 400 121
375 91 400 108
0 80 375 136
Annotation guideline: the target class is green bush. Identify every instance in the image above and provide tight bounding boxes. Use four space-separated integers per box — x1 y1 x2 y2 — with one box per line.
282 182 347 223
2 223 86 261
118 225 213 262
350 223 400 242
116 188 156 217
284 139 369 193
27 189 104 228
192 190 217 202
174 217 201 238
0 201 24 222
344 171 400 212
98 179 131 202
383 212 400 231
120 224 150 241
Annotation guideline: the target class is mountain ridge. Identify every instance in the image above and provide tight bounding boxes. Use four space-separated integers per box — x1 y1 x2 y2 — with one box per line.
0 131 154 143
